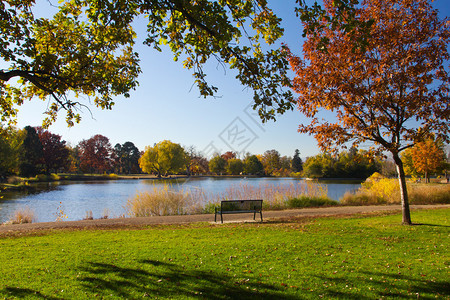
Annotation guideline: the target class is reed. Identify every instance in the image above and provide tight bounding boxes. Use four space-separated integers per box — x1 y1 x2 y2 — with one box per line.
5 206 35 224
126 185 194 217
127 181 333 217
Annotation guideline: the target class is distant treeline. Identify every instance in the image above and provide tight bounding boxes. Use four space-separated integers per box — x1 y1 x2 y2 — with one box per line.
2 125 446 181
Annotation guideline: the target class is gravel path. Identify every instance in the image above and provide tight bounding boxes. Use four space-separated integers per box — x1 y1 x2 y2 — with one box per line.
1 204 448 235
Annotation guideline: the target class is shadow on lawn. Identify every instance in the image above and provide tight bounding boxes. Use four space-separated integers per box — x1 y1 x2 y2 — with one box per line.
313 270 449 299
412 223 450 228
77 259 298 299
0 287 60 299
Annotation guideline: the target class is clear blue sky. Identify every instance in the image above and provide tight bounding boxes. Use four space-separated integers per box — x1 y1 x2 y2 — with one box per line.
14 0 450 159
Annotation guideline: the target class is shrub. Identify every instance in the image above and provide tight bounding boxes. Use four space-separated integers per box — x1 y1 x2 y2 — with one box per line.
6 206 35 224
50 173 60 181
107 173 119 180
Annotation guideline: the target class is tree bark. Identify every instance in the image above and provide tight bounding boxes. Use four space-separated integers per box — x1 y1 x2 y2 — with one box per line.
393 153 412 225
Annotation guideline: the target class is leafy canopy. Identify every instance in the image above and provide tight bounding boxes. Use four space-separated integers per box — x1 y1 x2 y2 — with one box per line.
287 0 450 224
1 0 293 127
139 140 188 177
288 0 450 156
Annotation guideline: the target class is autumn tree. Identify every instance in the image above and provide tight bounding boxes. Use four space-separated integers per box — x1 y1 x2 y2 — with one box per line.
287 0 450 224
0 126 24 176
209 155 227 175
36 127 70 174
78 134 113 174
260 149 281 176
226 158 244 175
221 151 237 161
403 139 446 183
67 145 81 174
185 146 209 176
1 0 292 127
139 140 188 177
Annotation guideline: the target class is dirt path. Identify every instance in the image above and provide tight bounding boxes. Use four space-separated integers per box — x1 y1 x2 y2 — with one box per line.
1 204 448 235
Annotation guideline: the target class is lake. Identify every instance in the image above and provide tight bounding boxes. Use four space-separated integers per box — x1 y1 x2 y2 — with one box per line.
0 177 362 223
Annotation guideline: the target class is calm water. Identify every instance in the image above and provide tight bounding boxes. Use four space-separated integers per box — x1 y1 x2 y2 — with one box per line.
0 177 362 223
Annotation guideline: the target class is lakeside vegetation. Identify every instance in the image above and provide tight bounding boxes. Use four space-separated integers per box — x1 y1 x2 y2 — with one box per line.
2 173 449 225
0 209 448 299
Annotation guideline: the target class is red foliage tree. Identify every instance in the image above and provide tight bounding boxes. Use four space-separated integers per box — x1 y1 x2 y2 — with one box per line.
287 0 450 224
78 134 113 174
221 151 236 161
35 127 70 174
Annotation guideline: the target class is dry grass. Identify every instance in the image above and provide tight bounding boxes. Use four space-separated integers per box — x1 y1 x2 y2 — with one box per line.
126 185 194 217
4 206 35 224
341 175 450 205
217 182 329 210
127 182 332 217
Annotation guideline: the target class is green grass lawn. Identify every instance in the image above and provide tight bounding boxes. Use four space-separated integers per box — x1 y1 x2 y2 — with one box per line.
0 209 449 299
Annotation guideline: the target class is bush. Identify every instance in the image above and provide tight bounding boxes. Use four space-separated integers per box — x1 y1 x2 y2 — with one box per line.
107 173 119 180
5 206 35 224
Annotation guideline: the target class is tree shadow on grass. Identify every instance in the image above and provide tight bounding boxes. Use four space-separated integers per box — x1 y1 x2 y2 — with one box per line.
313 270 449 299
0 287 61 299
412 223 450 228
78 259 299 299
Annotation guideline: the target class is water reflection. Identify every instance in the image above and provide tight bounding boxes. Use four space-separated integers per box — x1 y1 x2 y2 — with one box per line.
0 177 361 223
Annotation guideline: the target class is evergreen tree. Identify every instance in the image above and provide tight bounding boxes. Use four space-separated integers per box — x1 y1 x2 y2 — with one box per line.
291 149 303 172
19 126 43 177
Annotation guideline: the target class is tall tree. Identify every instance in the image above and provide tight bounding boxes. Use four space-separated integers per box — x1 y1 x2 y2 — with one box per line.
185 146 209 176
0 126 24 176
139 140 188 177
243 155 264 176
19 126 43 176
35 127 70 174
221 151 237 161
287 0 450 224
78 134 113 174
403 139 446 183
208 155 227 175
261 149 281 176
291 149 303 172
114 141 141 174
226 158 244 175
1 0 292 127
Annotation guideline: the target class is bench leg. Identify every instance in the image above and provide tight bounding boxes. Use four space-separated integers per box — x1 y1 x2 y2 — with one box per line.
215 212 217 223
260 211 263 222
221 213 223 224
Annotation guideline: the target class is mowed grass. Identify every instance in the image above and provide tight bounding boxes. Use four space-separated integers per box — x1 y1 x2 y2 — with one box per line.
0 209 449 299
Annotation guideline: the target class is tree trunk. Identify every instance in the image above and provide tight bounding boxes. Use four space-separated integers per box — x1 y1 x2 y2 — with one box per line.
393 153 412 225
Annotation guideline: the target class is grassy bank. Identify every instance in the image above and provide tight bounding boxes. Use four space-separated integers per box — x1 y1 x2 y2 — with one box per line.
0 208 448 299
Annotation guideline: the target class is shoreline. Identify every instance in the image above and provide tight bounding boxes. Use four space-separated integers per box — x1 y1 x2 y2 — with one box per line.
1 204 449 235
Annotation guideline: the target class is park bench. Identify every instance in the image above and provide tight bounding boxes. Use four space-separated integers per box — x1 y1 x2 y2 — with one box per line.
214 200 263 223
